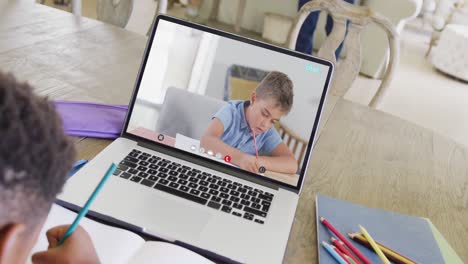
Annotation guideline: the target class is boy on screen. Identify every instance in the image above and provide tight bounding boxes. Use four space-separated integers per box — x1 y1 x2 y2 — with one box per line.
201 71 298 175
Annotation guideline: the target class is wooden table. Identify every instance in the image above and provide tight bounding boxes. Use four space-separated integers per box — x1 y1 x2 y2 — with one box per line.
1 2 467 263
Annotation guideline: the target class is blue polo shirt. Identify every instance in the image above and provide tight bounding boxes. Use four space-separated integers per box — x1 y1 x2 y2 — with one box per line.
213 100 282 155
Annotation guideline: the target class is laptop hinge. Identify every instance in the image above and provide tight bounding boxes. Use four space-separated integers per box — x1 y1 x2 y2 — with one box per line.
135 140 285 191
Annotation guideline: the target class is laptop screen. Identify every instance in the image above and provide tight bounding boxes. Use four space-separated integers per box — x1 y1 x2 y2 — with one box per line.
124 16 332 189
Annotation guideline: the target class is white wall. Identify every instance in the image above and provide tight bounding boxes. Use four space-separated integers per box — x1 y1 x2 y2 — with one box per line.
205 37 330 140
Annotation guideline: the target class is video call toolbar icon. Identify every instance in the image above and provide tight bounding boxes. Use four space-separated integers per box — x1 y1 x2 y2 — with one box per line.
259 166 266 173
157 134 165 141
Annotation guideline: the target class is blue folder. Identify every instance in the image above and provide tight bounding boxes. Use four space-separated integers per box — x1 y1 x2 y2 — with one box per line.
316 195 445 264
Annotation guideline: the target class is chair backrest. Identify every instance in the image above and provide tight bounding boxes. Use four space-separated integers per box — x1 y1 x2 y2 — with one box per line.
287 0 400 108
97 0 133 28
155 87 227 140
278 122 309 166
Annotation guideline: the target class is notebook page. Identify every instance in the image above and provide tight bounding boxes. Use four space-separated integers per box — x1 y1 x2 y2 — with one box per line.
27 204 145 264
127 241 215 264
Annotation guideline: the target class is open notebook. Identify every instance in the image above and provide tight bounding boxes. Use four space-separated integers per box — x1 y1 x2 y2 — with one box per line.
28 204 214 264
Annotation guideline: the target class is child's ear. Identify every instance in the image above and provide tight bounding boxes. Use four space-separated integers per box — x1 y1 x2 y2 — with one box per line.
250 92 256 104
0 223 26 263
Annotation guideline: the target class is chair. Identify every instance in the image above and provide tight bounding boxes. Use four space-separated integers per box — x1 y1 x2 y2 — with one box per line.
155 87 227 140
287 0 400 108
278 123 309 166
97 0 167 35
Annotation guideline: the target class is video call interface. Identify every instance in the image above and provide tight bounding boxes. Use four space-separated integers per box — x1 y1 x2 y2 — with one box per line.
127 19 330 187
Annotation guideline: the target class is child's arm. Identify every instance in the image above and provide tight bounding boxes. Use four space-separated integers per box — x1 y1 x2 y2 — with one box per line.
258 143 298 175
201 118 259 173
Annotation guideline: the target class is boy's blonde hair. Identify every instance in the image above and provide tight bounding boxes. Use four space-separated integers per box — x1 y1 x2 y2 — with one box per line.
255 71 294 113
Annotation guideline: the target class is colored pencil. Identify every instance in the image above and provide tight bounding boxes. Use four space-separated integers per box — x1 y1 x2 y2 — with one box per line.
58 163 117 245
252 130 259 159
359 225 391 264
331 237 361 264
348 233 417 264
320 217 371 264
322 241 348 264
333 246 352 264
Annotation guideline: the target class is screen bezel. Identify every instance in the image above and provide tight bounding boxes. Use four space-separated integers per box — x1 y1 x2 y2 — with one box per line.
121 15 334 192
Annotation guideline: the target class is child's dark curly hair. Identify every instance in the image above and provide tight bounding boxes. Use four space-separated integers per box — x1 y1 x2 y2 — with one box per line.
0 71 76 227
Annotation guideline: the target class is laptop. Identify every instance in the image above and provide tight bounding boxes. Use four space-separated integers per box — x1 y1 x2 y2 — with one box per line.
58 15 333 263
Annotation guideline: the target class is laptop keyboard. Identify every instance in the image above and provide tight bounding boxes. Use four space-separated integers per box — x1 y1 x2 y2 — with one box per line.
113 149 275 224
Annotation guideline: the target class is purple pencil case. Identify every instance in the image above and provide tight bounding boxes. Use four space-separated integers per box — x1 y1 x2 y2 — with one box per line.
54 100 128 139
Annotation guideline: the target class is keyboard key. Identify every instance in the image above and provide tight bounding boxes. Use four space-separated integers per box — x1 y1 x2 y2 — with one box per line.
254 188 264 194
240 200 251 206
209 189 219 196
248 190 257 197
240 194 251 200
171 162 181 167
199 180 209 186
232 212 242 217
168 176 178 182
258 193 273 202
207 201 221 210
202 172 211 176
141 152 150 156
190 189 200 196
128 168 139 175
251 203 261 210
154 184 207 205
124 156 139 163
132 150 141 153
188 183 198 189
198 186 208 192
222 178 232 183
238 188 248 193
120 172 132 179
262 204 270 212
169 182 179 189
149 164 159 170
167 165 177 170
244 185 253 190
139 156 148 161
221 205 232 213
254 219 264 224
118 164 129 171
218 181 227 187
140 179 155 187
152 156 161 160
138 172 148 178
191 169 201 173
220 187 229 193
137 166 147 172
177 168 187 173
162 159 171 163
200 193 210 199
157 172 168 178
230 190 240 197
251 197 261 204
227 184 236 190
189 177 199 183
209 184 219 190
120 161 137 168
113 169 122 176
212 175 221 180
233 182 242 186
169 171 178 176
244 206 267 218
179 186 189 192
233 203 243 210
243 213 254 221
229 196 240 203
182 165 191 170
179 174 189 180
148 158 157 164
196 174 207 180
157 161 168 167
211 196 222 203
148 169 158 175
222 199 233 206
220 193 229 199
139 161 149 166
178 179 188 185
261 200 271 206
187 171 197 177
129 152 139 158
158 167 169 173
130 176 142 183
159 179 169 185
148 175 158 181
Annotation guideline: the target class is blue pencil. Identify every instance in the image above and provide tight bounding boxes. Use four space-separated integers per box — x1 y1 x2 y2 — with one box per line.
322 241 348 264
58 163 117 246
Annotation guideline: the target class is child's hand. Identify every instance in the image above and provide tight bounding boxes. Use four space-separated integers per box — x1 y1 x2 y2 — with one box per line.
32 225 100 264
239 154 262 173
